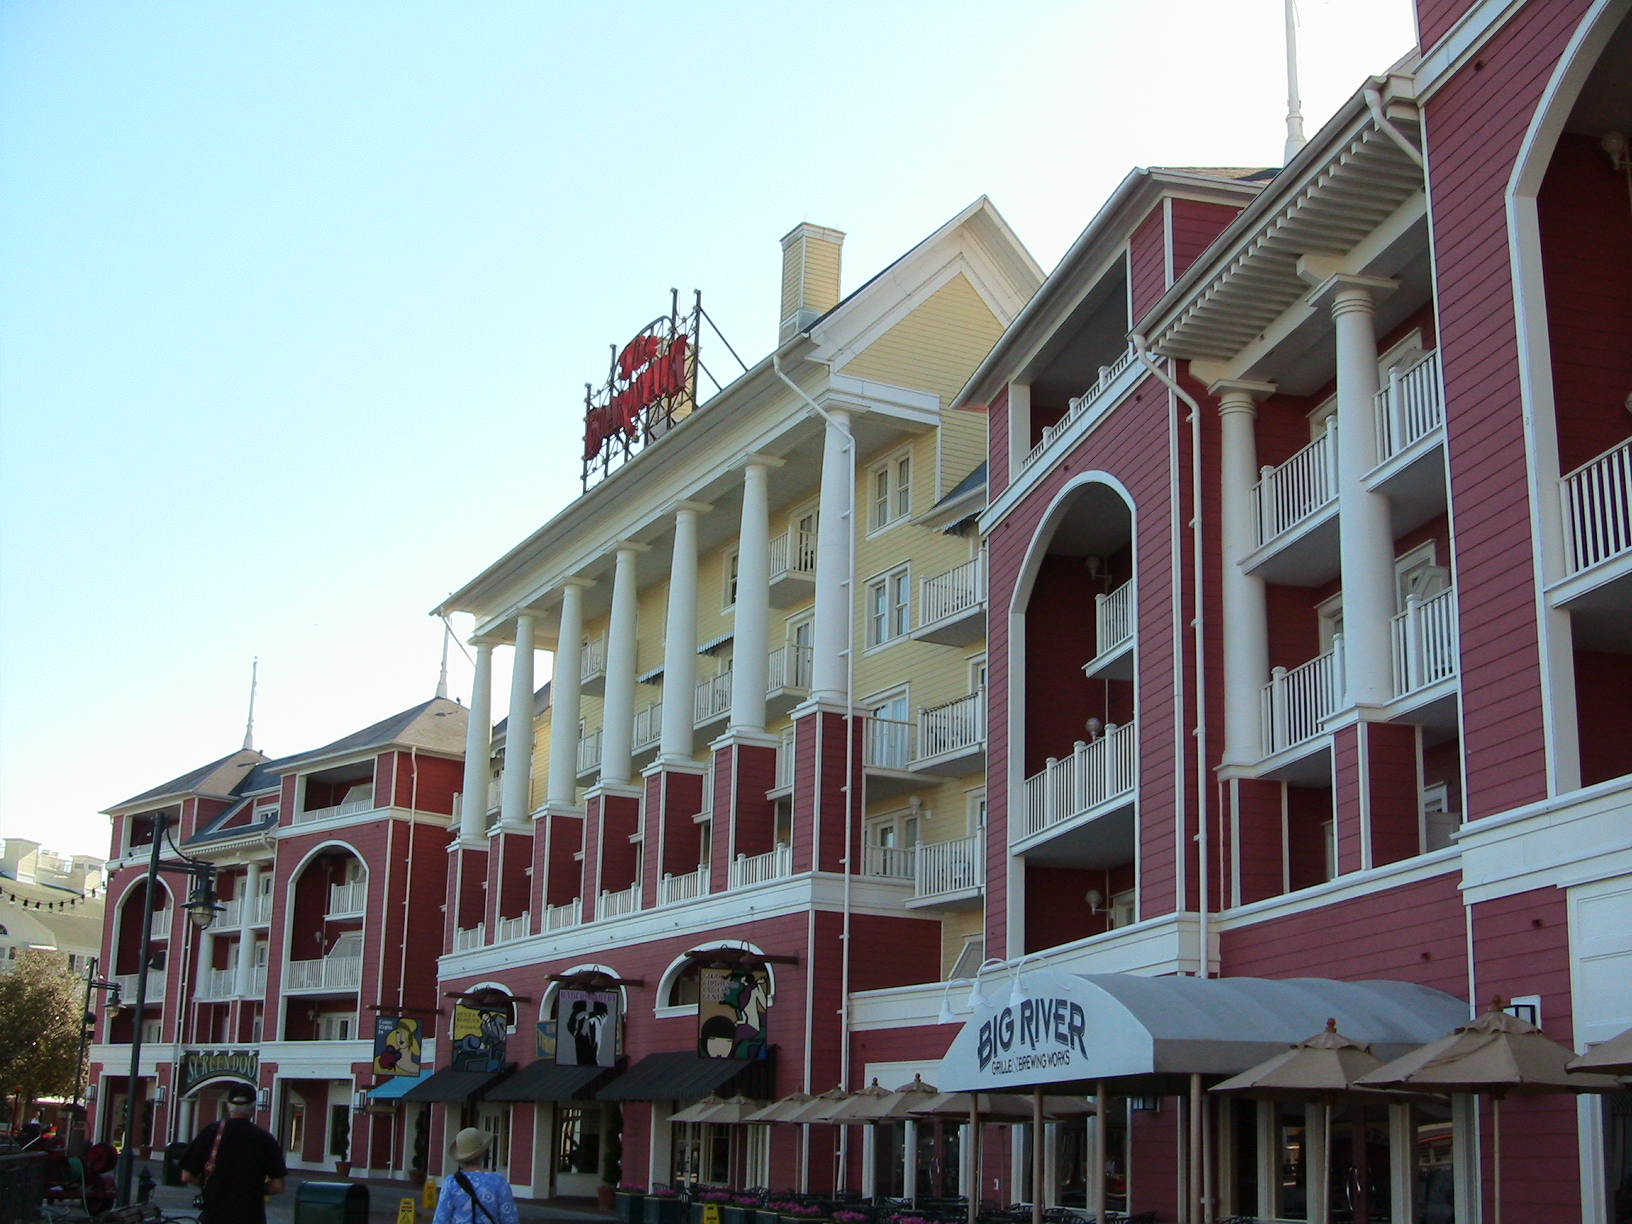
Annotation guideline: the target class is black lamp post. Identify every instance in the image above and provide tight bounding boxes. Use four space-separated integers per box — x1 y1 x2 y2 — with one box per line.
114 811 222 1208
71 956 121 1145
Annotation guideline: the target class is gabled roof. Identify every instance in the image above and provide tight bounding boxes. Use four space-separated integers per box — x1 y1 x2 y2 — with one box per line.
273 696 469 771
106 748 269 814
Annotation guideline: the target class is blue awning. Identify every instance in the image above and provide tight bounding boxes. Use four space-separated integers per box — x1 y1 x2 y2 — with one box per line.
366 1071 433 1101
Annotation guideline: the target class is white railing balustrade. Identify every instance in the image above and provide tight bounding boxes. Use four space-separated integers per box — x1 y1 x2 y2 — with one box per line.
284 954 362 990
114 971 166 1001
1095 580 1134 657
542 898 582 931
328 880 367 916
596 883 642 920
496 913 531 942
1253 424 1338 546
453 924 485 951
1018 721 1137 840
769 528 817 578
214 898 242 929
1260 643 1342 755
914 832 983 899
865 717 915 770
580 636 607 682
916 692 984 761
295 795 375 825
632 701 663 751
198 968 235 1000
576 730 602 775
1022 348 1137 473
659 864 710 905
767 644 814 691
863 844 916 879
1562 436 1632 576
694 671 732 723
1375 350 1444 460
250 965 267 994
920 558 984 626
1391 588 1459 696
776 728 796 789
730 843 793 888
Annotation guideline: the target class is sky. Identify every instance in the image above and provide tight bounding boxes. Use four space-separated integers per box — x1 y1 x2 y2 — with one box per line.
0 0 1417 859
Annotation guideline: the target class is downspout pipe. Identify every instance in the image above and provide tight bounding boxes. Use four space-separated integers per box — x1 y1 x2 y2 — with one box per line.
1363 85 1425 168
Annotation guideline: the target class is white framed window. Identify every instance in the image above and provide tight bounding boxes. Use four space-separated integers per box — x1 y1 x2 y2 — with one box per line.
788 503 819 572
476 1104 510 1172
317 1012 353 1041
864 807 920 877
1317 592 1344 653
866 566 911 649
967 654 988 693
950 935 984 981
870 451 912 531
785 614 814 688
1108 889 1136 929
1395 542 1449 609
1422 781 1457 852
723 549 739 610
965 788 987 834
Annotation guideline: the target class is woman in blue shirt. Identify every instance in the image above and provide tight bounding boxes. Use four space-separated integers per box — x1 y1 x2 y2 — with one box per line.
435 1127 520 1224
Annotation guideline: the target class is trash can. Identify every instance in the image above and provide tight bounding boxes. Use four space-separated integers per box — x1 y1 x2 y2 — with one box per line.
293 1180 370 1223
162 1141 189 1187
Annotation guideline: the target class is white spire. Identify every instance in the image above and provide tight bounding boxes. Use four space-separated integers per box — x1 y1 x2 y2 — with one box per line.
242 657 259 752
436 621 451 700
1283 0 1307 165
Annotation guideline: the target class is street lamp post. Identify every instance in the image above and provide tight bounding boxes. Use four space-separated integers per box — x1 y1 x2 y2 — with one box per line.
114 811 222 1208
71 956 121 1147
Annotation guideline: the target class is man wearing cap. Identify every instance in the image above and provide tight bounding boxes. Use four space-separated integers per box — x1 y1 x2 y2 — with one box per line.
180 1083 288 1224
433 1127 518 1224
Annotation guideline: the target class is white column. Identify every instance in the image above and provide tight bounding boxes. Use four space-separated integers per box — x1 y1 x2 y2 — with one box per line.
810 408 853 704
1214 382 1274 765
458 642 494 840
500 614 536 826
730 459 778 734
600 545 643 784
233 864 261 996
1324 275 1399 710
659 503 708 762
547 583 588 807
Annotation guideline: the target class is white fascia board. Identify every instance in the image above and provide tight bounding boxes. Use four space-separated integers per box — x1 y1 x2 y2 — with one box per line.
1214 850 1460 929
825 374 941 423
1458 775 1632 904
258 1038 372 1078
1413 0 1528 101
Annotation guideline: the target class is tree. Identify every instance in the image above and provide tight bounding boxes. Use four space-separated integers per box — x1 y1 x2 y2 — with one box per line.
0 948 85 1115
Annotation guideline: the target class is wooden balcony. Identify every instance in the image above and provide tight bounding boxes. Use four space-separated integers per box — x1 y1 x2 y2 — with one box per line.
768 528 817 607
1016 721 1137 848
1390 587 1459 698
579 635 608 694
908 831 983 910
913 558 984 646
1559 435 1632 606
284 953 362 991
659 864 710 906
1082 579 1135 679
596 882 642 920
911 692 984 775
1260 645 1341 756
729 843 793 888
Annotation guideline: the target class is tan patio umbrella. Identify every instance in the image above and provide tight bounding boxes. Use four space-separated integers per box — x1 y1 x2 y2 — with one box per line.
1212 1019 1405 1224
672 1094 767 1125
671 1094 730 1123
742 1090 816 1124
780 1085 858 1125
1354 998 1623 1224
1568 1023 1632 1076
819 1074 939 1122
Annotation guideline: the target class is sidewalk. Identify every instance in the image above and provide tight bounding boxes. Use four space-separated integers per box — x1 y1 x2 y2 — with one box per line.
136 1161 616 1223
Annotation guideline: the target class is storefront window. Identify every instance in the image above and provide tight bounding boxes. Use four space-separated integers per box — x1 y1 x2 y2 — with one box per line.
558 1106 600 1175
1276 1103 1309 1221
1415 1103 1455 1223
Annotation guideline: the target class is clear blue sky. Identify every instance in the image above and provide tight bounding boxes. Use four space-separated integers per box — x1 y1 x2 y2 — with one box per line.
0 0 1415 858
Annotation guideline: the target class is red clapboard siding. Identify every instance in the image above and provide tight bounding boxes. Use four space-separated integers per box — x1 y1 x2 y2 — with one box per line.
1169 198 1245 281
1128 205 1169 324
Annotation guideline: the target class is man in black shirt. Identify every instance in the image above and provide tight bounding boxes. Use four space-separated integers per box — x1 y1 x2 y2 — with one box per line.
180 1083 288 1224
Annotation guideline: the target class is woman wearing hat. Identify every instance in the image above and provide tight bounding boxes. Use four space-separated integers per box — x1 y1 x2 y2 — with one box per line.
433 1127 519 1224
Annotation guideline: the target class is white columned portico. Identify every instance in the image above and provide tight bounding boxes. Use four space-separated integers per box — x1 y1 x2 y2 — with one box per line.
232 863 262 996
499 614 537 827
659 503 709 763
729 458 780 735
458 641 494 841
810 409 854 704
1316 272 1399 711
547 582 589 808
600 544 645 785
1213 381 1275 765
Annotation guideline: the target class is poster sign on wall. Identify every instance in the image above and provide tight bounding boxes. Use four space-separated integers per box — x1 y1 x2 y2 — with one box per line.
450 1003 509 1073
556 989 619 1067
372 1017 423 1077
698 966 771 1059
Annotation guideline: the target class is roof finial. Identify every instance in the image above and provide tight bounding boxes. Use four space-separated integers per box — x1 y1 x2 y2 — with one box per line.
1283 0 1307 165
436 621 451 700
242 657 259 752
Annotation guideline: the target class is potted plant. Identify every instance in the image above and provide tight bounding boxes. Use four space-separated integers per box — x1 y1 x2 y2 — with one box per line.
617 1184 648 1224
331 1109 351 1178
408 1108 429 1186
644 1184 688 1224
726 1193 761 1224
832 1210 870 1224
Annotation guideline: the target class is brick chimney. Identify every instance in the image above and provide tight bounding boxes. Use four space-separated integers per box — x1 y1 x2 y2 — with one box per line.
779 223 845 341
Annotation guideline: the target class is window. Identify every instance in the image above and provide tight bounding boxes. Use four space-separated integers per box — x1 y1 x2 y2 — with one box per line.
865 808 920 877
866 567 911 648
967 654 988 693
318 1012 353 1041
556 1106 598 1174
965 788 986 834
950 936 984 980
1395 542 1449 609
723 549 739 610
870 452 912 531
1422 782 1457 852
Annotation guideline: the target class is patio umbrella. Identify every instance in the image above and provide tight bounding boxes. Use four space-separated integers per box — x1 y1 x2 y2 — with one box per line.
820 1074 939 1122
1355 998 1623 1224
672 1094 766 1124
671 1094 730 1123
1568 1023 1632 1076
781 1085 858 1125
743 1090 816 1125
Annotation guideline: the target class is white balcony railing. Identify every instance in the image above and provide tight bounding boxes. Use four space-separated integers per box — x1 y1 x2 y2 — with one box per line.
1260 642 1342 755
496 912 531 942
113 971 166 1002
776 728 796 790
730 843 793 888
1254 424 1338 546
542 898 582 931
769 528 817 579
632 701 663 751
580 635 607 683
916 692 984 761
1562 435 1632 577
284 954 362 990
328 880 367 917
1375 350 1443 460
695 671 732 723
453 923 485 951
865 717 915 770
294 795 375 825
920 558 985 626
767 644 814 691
1022 348 1137 473
914 832 983 899
862 844 916 879
597 882 642 920
1018 721 1137 841
1391 588 1459 697
214 898 242 929
197 967 236 1000
1095 579 1134 657
659 864 710 905
576 729 602 775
